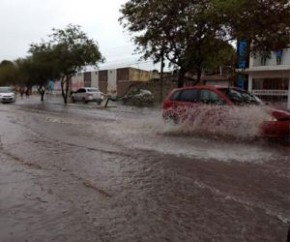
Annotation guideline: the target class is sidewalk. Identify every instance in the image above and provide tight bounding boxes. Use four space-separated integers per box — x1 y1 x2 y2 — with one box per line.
15 94 161 112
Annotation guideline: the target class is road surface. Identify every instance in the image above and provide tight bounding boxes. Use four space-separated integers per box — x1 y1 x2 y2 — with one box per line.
0 96 289 241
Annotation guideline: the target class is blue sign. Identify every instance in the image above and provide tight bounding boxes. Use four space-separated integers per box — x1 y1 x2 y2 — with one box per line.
237 40 248 69
236 40 249 90
237 75 247 89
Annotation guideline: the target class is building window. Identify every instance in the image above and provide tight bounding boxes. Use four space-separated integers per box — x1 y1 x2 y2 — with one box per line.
253 78 288 90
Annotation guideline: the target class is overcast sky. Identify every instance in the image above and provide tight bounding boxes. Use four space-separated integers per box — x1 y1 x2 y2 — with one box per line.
0 0 158 70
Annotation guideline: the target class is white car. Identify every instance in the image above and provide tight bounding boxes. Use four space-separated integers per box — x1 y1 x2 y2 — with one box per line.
0 87 16 103
71 87 105 104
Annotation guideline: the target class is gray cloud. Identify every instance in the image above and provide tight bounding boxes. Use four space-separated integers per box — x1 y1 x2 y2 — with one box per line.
0 0 136 63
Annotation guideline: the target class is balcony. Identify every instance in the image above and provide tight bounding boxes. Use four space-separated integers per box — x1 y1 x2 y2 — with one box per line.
251 49 290 67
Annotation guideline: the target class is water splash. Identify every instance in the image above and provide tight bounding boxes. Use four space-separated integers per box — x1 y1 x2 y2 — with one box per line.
105 106 277 163
162 105 272 141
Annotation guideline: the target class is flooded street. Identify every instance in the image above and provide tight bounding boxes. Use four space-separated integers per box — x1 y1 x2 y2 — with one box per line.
0 96 289 242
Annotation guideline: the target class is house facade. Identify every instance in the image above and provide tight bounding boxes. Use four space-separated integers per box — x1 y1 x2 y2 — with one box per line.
244 48 290 109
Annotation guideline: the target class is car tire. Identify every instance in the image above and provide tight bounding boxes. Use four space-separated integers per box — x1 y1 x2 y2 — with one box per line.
71 97 76 103
97 100 102 105
82 98 88 104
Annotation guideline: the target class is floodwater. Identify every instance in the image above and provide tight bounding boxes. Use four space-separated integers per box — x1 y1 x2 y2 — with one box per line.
0 96 289 242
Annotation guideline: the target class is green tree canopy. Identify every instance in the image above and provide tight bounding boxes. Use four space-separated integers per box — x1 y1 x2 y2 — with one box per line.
0 60 17 86
120 0 290 87
212 0 290 52
29 24 104 103
15 54 56 101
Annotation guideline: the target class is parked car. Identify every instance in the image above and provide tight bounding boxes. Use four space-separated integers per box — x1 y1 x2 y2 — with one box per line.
162 85 290 140
122 88 154 106
0 86 16 103
71 87 104 104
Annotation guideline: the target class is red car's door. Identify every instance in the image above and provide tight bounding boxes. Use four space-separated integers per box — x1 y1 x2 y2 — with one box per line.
170 88 201 122
197 88 230 127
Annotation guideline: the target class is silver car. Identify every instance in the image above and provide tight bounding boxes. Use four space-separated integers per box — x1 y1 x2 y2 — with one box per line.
71 87 105 104
0 87 16 103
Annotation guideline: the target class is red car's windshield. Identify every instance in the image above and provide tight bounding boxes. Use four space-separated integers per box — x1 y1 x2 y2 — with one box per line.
218 88 263 105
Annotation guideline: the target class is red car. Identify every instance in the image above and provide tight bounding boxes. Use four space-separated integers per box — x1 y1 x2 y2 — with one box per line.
162 85 290 141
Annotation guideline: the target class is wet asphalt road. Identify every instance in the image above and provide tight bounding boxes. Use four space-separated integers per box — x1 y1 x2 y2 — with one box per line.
0 96 289 242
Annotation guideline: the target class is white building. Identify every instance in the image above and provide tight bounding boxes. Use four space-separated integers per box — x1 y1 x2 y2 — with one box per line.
244 48 290 109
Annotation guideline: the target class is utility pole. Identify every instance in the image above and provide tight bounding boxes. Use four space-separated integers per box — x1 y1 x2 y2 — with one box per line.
160 42 165 102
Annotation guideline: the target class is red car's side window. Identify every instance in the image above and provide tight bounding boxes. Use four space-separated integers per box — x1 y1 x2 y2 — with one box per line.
169 88 228 105
179 89 199 102
200 89 226 105
170 90 181 101
173 89 199 102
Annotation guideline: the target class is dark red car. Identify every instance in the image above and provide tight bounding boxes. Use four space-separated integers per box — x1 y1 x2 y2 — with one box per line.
162 85 290 141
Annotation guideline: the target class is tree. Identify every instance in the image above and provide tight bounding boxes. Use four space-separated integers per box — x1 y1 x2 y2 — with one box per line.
120 0 238 87
47 24 104 104
0 56 56 101
211 0 290 53
0 60 17 86
27 42 62 101
0 60 14 68
120 0 290 87
15 55 54 101
27 24 104 104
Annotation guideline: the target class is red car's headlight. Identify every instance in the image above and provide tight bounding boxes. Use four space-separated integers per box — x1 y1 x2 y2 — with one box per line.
265 116 278 122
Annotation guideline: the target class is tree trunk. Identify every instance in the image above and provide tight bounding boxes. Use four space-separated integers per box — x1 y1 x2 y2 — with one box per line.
61 78 67 104
177 70 185 88
197 68 203 85
65 77 70 104
160 56 165 102
37 86 45 102
40 92 45 102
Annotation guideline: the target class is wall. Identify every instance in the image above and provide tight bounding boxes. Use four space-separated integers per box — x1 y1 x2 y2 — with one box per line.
84 72 91 87
69 67 153 94
91 71 99 88
117 68 129 81
107 69 117 94
117 79 176 103
98 70 108 93
71 73 84 91
129 68 153 82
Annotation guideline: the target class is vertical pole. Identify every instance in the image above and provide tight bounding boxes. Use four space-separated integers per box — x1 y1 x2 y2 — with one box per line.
160 42 165 103
160 56 164 102
287 74 290 109
248 76 253 92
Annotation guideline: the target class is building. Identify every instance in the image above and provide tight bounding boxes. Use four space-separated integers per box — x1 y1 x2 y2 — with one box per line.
70 67 155 96
244 48 290 109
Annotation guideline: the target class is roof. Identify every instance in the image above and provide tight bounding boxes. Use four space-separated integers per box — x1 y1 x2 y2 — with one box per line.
172 85 232 91
242 65 290 73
